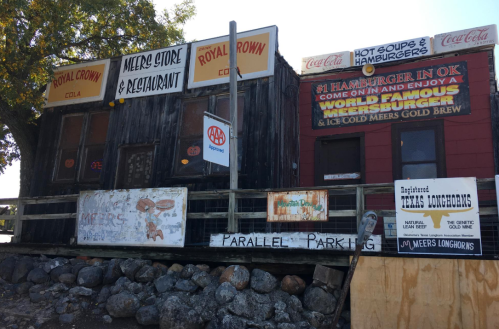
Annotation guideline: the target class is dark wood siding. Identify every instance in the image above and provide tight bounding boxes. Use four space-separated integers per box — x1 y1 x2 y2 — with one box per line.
24 51 300 244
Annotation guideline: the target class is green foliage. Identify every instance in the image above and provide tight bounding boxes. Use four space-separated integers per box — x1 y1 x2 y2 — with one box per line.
0 0 195 174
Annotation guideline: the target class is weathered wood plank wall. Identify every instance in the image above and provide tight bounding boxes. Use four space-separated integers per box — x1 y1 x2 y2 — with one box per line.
351 256 499 329
23 50 300 244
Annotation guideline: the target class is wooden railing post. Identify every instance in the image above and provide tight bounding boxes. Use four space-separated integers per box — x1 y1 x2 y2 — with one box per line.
12 199 24 243
228 191 238 232
356 187 364 230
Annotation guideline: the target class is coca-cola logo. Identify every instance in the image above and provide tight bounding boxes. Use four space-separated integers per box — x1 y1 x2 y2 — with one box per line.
207 126 226 146
441 28 490 47
306 54 344 69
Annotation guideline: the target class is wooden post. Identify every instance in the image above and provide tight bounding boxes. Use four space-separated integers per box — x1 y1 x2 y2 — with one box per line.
356 186 364 230
12 200 24 243
228 21 238 233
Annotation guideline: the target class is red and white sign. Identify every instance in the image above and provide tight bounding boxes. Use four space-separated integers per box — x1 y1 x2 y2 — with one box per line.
203 114 230 167
301 51 350 74
434 24 498 54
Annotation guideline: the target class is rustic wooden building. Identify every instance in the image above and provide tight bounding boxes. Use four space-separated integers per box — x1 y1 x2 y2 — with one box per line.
23 27 300 244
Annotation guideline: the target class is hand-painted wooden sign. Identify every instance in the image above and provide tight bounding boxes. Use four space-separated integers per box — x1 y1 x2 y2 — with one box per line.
267 190 328 222
115 45 187 99
210 232 381 251
312 60 470 129
434 24 498 54
354 37 431 66
77 188 187 247
45 59 110 107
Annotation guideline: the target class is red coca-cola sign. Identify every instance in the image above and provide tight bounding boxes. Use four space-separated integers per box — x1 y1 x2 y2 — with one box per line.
302 51 350 74
207 126 226 145
434 24 498 53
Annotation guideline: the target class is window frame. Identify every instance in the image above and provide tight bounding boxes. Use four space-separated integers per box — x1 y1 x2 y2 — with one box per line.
391 120 446 180
114 143 158 189
53 111 110 183
173 93 245 177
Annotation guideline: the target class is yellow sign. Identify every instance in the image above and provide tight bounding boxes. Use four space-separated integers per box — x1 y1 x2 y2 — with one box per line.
188 26 276 89
45 59 110 107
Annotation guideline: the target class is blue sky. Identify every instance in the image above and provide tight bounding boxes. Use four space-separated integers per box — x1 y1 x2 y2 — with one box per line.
1 0 498 198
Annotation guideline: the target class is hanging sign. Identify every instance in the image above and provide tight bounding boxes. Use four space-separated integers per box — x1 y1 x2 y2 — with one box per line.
395 177 481 255
210 232 381 251
45 59 110 107
115 45 186 99
203 113 230 167
354 37 431 66
301 51 351 74
267 190 328 222
77 188 187 247
188 26 276 89
312 60 470 129
434 24 498 54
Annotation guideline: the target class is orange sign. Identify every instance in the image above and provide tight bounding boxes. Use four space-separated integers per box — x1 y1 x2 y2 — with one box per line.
45 59 110 107
188 26 276 89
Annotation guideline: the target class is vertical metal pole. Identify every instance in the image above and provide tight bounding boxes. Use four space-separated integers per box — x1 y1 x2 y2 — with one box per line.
356 186 364 229
228 21 238 233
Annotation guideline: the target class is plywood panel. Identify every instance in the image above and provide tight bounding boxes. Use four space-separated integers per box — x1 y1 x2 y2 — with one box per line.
458 259 480 329
468 260 499 329
351 256 387 329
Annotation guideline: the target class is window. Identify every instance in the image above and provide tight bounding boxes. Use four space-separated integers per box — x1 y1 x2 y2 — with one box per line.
392 120 446 180
55 112 109 182
116 145 155 189
174 94 244 176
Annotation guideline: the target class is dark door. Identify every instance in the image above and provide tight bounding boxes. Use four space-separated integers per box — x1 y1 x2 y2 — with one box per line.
314 134 364 234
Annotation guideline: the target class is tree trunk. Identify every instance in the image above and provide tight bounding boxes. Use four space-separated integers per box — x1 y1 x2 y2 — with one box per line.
0 101 38 197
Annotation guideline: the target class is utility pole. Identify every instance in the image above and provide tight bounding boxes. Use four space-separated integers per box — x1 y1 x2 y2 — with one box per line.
228 21 238 233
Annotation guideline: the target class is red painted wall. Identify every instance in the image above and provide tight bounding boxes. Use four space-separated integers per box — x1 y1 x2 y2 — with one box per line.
299 51 495 187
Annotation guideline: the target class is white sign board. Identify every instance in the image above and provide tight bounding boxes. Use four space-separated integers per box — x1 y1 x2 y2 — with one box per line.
301 51 351 74
77 188 187 247
203 114 230 167
115 45 187 99
434 24 498 54
395 177 481 255
354 37 431 66
210 232 381 252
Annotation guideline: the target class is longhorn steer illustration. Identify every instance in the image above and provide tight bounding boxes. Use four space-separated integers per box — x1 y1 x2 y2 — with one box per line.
400 207 474 228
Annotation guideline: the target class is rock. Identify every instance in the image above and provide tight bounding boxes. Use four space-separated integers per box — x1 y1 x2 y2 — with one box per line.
196 264 210 273
103 259 123 284
77 266 103 287
59 273 76 284
69 258 86 266
277 324 296 329
56 303 68 314
228 292 253 318
312 265 344 293
0 256 16 282
285 295 303 322
154 274 178 293
269 290 291 304
135 265 159 283
303 286 336 314
192 270 212 288
102 315 112 324
59 313 75 324
69 286 93 296
48 282 69 292
160 296 203 329
92 308 102 315
281 275 306 295
180 264 200 279
16 282 34 295
126 282 143 294
29 283 49 294
190 294 218 322
175 279 198 292
27 268 49 284
219 265 250 291
145 296 156 305
302 311 325 328
135 305 160 325
210 266 226 277
120 258 149 281
43 257 68 273
29 292 47 303
50 265 72 282
221 315 247 329
97 286 111 303
87 258 104 266
275 311 291 323
215 282 238 304
106 292 140 317
71 263 89 276
153 261 168 269
12 257 34 283
251 269 278 293
295 321 313 329
168 263 184 273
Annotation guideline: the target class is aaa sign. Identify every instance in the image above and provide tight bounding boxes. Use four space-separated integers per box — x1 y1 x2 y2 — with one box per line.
203 115 230 167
